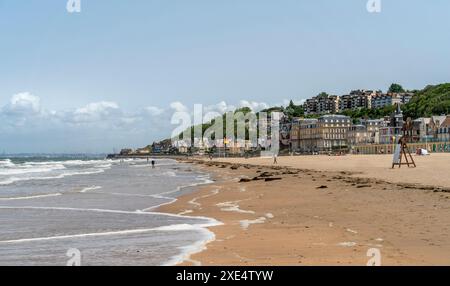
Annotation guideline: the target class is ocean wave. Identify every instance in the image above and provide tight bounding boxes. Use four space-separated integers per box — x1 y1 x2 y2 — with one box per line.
0 193 63 201
0 158 113 186
0 164 66 176
0 159 15 168
79 186 103 193
0 168 108 186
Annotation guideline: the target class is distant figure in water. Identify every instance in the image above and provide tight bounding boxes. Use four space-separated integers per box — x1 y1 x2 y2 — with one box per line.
273 154 278 164
151 160 155 168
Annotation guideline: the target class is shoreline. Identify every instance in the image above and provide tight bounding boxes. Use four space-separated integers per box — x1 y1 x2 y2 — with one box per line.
152 163 223 266
158 154 450 266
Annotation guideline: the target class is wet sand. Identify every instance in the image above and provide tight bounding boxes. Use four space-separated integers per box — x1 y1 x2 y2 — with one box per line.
158 154 450 266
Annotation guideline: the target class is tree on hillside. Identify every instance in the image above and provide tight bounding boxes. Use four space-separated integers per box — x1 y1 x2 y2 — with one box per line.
285 100 305 119
402 83 450 118
388 83 405 93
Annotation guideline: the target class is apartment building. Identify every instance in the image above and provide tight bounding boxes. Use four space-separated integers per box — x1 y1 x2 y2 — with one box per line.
348 124 371 147
371 92 414 109
304 94 339 115
362 118 389 144
436 116 450 142
317 115 352 151
379 105 404 144
297 118 320 153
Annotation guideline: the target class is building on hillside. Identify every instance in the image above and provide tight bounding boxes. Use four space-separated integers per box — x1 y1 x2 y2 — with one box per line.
304 94 339 115
337 90 376 111
349 90 376 110
371 92 414 109
119 149 133 156
172 140 190 153
136 148 151 155
338 94 351 111
304 98 317 114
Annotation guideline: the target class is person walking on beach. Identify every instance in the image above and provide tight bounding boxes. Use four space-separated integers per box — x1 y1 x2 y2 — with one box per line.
273 153 278 164
151 160 155 168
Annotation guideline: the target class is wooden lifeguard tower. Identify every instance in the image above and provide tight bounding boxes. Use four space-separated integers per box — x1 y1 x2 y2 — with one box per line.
392 117 416 169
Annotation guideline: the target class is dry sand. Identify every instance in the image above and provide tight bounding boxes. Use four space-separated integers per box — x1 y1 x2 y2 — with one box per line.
158 153 450 266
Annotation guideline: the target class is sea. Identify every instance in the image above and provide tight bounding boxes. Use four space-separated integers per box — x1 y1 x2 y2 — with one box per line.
0 155 219 266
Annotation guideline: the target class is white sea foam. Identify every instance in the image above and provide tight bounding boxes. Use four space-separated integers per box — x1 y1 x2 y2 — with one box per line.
346 228 358 234
0 164 66 176
0 206 219 222
338 242 357 247
0 222 221 245
0 169 109 185
240 217 267 230
216 201 255 214
79 186 103 193
0 193 62 201
163 226 217 266
265 213 274 219
0 159 15 168
140 176 216 212
0 158 221 266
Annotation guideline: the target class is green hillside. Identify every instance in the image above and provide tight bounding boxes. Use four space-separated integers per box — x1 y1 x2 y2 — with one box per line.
403 83 450 118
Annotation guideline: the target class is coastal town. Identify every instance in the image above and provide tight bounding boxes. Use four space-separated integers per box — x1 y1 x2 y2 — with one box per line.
118 84 450 158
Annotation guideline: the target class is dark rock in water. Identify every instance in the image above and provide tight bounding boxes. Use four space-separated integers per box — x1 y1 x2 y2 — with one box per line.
252 177 264 181
317 185 328 189
239 178 252 183
264 177 282 182
230 165 240 170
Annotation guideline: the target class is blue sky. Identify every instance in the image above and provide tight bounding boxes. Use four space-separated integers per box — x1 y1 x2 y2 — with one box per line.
1 0 450 153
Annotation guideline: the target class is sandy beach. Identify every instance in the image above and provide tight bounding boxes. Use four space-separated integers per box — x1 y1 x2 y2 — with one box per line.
158 153 450 266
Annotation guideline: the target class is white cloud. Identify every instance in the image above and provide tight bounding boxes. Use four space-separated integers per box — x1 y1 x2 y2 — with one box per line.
204 101 236 114
145 106 164 116
238 100 269 111
4 92 41 115
72 101 120 123
0 93 292 152
170 101 188 113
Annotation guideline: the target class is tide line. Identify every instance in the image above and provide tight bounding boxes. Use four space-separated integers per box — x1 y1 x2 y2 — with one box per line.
0 223 220 245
